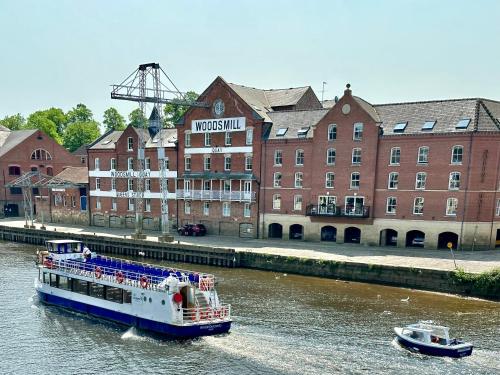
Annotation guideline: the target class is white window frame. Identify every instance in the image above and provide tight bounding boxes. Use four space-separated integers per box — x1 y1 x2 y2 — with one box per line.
145 157 151 170
111 198 117 211
273 172 282 188
451 145 463 164
95 178 100 190
245 155 253 171
203 202 210 216
222 202 231 217
127 179 133 191
225 132 232 146
127 157 133 171
145 198 151 212
417 146 429 164
352 148 362 165
94 158 100 171
145 178 151 192
246 128 253 145
415 172 427 190
274 150 283 166
449 172 461 190
110 158 116 170
353 122 363 141
413 197 424 215
496 199 500 216
128 198 134 211
295 172 303 188
350 172 360 189
388 172 399 189
295 149 304 166
184 201 191 215
111 178 116 191
96 197 101 210
224 155 231 171
293 195 302 211
204 132 211 147
127 137 133 151
272 194 281 210
204 155 211 171
325 172 335 188
328 124 337 141
386 197 397 214
223 180 231 192
244 203 251 217
184 156 191 171
185 131 191 147
326 148 336 165
446 197 458 216
390 147 400 165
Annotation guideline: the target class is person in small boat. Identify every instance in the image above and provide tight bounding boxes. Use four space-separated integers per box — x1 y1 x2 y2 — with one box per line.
431 335 440 344
83 246 92 262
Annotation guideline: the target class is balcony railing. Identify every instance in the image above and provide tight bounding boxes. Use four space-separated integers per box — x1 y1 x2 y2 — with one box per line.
306 204 370 218
176 189 256 202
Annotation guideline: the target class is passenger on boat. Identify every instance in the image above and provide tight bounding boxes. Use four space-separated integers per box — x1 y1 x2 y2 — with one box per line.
83 246 92 262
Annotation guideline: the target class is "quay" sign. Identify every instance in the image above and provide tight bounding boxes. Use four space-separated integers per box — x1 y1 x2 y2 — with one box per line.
191 117 246 134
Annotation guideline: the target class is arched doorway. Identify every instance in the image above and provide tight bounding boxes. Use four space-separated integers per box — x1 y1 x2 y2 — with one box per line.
289 224 303 240
380 229 398 246
268 223 283 239
438 232 459 249
321 226 337 241
406 230 425 247
344 227 361 244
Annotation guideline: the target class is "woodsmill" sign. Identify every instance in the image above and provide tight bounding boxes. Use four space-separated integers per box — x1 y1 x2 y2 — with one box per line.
191 117 246 134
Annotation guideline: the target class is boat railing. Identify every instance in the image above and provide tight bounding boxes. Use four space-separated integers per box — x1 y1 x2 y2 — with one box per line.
182 305 231 324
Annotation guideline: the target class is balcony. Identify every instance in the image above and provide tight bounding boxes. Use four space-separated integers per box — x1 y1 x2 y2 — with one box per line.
306 204 370 218
176 189 256 202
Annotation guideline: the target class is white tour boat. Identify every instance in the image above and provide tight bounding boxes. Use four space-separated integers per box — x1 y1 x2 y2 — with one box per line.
35 240 232 338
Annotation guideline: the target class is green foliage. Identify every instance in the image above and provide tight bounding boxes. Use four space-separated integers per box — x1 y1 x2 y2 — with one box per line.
450 267 500 297
35 108 67 134
103 107 126 132
26 113 62 143
163 91 199 127
0 114 26 130
67 104 93 124
128 108 146 128
63 121 101 152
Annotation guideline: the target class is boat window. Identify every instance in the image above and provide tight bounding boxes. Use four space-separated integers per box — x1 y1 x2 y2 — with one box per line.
106 286 123 304
161 300 165 305
42 272 49 284
50 273 58 287
72 279 89 295
149 297 152 303
123 290 132 304
58 276 72 291
89 283 105 299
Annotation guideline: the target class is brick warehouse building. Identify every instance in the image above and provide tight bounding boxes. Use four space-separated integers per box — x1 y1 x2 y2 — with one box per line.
0 125 81 217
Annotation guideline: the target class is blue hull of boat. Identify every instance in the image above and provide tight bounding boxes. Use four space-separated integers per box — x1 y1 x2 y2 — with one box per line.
396 335 473 358
38 291 231 338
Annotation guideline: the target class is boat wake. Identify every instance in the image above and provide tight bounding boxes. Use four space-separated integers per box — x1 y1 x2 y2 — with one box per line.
121 327 148 341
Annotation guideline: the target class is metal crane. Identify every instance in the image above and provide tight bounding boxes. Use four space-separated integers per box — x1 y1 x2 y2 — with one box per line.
111 63 208 240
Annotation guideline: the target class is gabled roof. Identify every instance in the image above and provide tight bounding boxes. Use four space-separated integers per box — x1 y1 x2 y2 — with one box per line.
54 166 88 184
0 129 37 158
89 130 123 150
72 144 89 156
145 128 177 148
266 109 328 139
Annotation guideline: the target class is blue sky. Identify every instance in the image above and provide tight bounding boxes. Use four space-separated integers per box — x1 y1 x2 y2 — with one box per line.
0 0 499 122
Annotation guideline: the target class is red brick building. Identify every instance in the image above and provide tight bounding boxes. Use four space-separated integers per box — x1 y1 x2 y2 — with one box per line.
0 125 80 217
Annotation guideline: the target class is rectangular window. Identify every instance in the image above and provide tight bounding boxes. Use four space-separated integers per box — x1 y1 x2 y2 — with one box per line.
128 179 133 191
295 172 303 188
449 172 461 190
110 158 117 170
145 199 151 212
496 199 500 216
8 166 20 175
184 156 191 171
145 157 151 170
328 124 337 141
204 155 211 171
111 198 117 211
274 150 283 166
185 132 191 147
224 155 231 171
9 187 22 195
390 147 400 165
325 172 335 188
244 203 251 217
386 197 397 214
222 202 231 217
417 146 429 164
415 172 427 190
204 180 211 191
446 198 458 216
127 137 133 151
89 283 105 299
296 150 304 166
111 178 116 190
451 146 463 164
225 132 232 146
204 133 211 147
223 180 231 192
123 290 132 304
94 158 100 170
326 148 336 165
388 172 398 189
246 128 253 145
106 286 124 304
96 197 101 210
95 178 101 190
273 172 282 188
293 195 302 211
128 198 134 211
58 276 71 291
184 201 191 214
245 155 253 171
71 196 76 208
203 202 210 216
352 148 362 165
413 197 424 215
272 194 281 210
350 172 360 189
353 123 363 141
72 279 88 295
127 157 134 170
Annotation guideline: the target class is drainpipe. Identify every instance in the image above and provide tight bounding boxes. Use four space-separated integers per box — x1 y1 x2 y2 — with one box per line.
488 132 500 248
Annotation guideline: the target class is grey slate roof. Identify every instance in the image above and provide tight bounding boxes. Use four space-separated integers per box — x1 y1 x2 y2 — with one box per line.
266 109 328 139
72 145 89 156
0 129 37 157
145 128 177 148
90 127 178 150
89 131 123 150
54 166 88 184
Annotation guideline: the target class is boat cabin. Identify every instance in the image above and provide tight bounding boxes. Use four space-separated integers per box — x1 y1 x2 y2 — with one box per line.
45 240 86 261
403 323 451 345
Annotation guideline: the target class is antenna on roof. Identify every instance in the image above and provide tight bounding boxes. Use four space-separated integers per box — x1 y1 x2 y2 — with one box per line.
321 81 327 102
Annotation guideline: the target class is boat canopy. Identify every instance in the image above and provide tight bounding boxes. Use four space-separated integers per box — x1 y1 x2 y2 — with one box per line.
46 240 83 254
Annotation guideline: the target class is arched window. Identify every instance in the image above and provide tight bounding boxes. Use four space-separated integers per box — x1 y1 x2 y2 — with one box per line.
31 149 52 160
328 124 337 141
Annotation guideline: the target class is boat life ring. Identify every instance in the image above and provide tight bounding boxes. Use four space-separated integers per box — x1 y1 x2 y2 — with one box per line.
140 275 149 289
172 293 183 304
115 271 124 284
95 266 103 279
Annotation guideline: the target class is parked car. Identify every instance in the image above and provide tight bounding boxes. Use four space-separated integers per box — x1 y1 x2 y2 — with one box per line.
411 237 425 247
177 223 207 236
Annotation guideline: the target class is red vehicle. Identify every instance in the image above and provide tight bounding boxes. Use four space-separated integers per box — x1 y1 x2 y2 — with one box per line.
177 223 207 236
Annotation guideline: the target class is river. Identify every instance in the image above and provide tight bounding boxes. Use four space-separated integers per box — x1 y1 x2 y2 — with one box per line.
0 241 498 374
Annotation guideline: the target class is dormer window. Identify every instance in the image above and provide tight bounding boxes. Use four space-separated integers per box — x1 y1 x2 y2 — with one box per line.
297 127 309 138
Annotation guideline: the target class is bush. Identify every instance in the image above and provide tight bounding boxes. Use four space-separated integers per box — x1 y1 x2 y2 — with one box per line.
450 268 500 298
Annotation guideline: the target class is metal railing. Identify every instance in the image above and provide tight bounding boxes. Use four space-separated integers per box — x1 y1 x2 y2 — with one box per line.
182 305 231 323
306 204 370 218
176 189 256 202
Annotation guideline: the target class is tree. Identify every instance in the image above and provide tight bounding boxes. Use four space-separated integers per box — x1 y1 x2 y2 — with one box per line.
103 107 126 132
67 103 93 124
29 108 67 135
128 108 147 128
26 113 62 143
63 121 101 152
163 91 199 127
0 114 26 130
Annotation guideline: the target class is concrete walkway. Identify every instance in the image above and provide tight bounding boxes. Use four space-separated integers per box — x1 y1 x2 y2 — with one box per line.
2 218 499 273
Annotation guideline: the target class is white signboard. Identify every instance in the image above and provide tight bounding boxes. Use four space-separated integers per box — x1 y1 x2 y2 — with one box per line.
110 170 151 178
191 117 246 134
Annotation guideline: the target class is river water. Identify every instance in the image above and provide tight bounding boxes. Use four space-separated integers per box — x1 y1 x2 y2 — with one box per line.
0 241 499 375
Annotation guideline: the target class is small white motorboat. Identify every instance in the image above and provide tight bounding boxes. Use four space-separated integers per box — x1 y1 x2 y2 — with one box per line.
394 321 473 358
